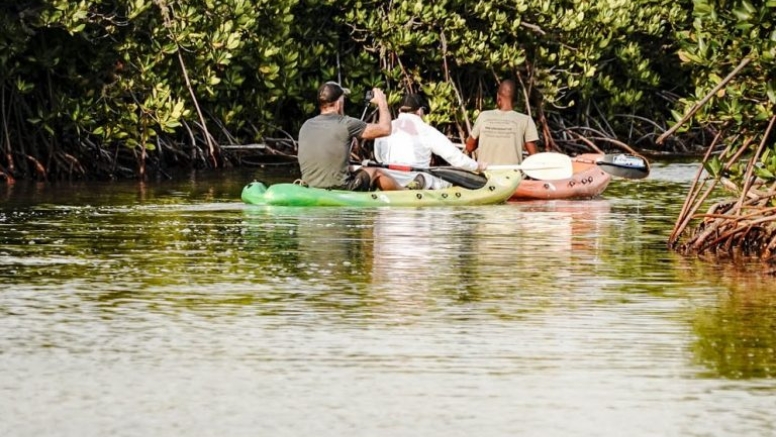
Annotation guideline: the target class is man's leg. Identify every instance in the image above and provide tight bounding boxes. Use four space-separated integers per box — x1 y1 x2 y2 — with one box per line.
363 168 403 191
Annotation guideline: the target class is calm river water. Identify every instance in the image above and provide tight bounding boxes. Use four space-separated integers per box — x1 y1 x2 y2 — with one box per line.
1 162 774 437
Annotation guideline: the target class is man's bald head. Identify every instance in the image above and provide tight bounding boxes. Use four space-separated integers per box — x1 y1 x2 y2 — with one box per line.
496 79 516 110
498 80 515 99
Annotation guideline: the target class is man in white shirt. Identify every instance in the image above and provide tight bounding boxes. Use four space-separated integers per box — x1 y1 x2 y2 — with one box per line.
374 94 486 189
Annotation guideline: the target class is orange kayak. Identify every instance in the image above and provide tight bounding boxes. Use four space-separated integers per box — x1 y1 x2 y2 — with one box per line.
510 153 612 200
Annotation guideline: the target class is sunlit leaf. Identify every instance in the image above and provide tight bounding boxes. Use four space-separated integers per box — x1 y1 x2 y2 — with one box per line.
704 156 723 178
754 167 775 179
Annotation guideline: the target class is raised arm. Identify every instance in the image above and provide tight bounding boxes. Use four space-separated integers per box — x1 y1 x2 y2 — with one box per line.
361 88 392 140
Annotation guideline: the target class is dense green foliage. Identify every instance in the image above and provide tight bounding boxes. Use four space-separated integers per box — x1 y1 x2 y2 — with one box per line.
0 0 773 181
347 0 689 142
1 0 313 179
674 0 776 186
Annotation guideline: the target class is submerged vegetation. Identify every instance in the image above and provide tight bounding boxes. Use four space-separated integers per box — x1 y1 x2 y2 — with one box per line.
1 1 775 257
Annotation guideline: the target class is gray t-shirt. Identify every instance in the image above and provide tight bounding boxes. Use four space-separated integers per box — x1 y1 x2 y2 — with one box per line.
298 114 367 188
470 109 539 164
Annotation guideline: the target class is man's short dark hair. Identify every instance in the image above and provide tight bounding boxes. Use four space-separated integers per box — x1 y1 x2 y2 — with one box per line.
398 93 428 113
317 81 351 105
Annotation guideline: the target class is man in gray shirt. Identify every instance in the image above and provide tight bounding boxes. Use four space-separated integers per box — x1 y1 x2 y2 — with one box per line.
298 81 402 191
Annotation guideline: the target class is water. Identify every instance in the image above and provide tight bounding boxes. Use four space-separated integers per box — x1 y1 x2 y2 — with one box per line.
1 162 774 437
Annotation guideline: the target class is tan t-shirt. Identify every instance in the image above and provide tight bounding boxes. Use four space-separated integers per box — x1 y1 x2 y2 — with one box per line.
470 109 539 164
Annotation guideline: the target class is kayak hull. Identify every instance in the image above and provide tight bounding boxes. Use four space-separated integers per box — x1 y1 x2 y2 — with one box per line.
510 153 611 200
242 169 522 207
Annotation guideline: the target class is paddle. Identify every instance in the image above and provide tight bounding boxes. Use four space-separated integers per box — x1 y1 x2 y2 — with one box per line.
363 161 487 189
583 153 650 179
485 152 573 180
364 152 574 190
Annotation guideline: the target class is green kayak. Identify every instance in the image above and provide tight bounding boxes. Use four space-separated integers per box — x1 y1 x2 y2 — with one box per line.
241 169 522 207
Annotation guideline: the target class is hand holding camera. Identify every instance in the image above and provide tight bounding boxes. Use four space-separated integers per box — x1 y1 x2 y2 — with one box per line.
365 88 386 106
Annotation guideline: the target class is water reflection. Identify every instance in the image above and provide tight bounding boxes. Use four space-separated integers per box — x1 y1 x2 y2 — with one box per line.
369 208 478 313
242 207 373 279
677 259 776 379
2 164 776 437
469 200 611 281
239 202 618 320
368 200 613 303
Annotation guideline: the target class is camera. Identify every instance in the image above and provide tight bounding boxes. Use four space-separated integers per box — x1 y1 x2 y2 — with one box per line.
365 90 374 101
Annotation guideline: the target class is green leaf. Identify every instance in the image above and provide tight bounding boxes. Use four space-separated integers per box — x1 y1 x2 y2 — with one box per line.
754 167 775 179
767 81 776 103
732 8 751 21
704 156 723 178
670 109 683 122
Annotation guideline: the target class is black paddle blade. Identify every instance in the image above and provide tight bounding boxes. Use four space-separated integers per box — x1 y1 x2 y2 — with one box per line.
597 154 650 179
426 167 488 189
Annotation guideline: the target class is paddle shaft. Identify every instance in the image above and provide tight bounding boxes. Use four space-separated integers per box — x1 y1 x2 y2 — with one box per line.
363 152 574 188
488 163 568 170
375 153 573 175
366 162 488 189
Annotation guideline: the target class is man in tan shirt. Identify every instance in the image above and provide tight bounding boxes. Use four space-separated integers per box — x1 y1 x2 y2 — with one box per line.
465 79 539 165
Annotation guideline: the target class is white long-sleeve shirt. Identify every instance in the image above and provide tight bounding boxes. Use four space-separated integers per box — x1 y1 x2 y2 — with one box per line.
373 113 479 189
